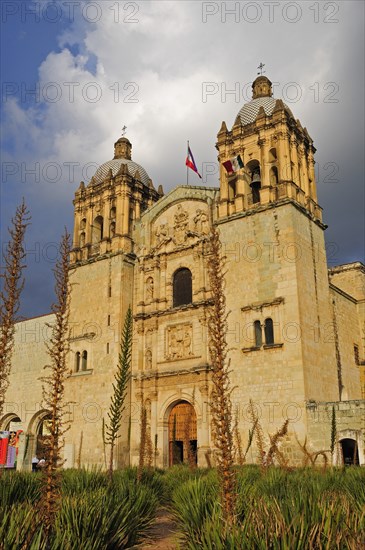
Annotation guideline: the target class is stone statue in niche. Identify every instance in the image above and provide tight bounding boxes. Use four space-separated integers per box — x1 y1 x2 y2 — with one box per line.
194 209 210 235
173 205 189 245
166 323 193 360
145 349 152 369
146 277 154 300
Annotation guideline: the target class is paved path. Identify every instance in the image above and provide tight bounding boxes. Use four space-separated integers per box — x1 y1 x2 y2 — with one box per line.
136 507 179 549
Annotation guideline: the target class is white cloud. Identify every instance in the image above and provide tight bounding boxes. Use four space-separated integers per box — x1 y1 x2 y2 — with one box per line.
1 0 364 315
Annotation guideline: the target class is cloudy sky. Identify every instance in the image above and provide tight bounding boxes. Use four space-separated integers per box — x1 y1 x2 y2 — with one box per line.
1 0 364 319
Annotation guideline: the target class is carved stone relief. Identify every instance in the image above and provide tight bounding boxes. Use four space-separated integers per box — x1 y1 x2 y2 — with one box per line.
172 205 189 245
146 276 154 301
193 209 210 235
165 323 193 360
145 349 152 369
155 223 170 246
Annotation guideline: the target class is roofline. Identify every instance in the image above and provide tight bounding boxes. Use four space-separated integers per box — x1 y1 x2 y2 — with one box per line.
14 312 54 325
139 184 219 218
329 261 365 274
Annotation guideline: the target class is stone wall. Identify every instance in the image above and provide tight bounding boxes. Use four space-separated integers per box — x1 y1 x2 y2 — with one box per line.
306 400 365 465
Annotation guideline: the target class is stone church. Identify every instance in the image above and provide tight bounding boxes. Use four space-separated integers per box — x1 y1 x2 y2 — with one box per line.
2 75 364 470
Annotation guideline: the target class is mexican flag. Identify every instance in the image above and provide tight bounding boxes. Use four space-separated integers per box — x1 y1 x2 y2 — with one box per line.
222 154 244 174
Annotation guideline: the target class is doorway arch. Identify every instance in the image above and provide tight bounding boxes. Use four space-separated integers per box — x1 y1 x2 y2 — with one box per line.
168 401 197 466
0 413 22 431
340 438 359 465
28 410 52 458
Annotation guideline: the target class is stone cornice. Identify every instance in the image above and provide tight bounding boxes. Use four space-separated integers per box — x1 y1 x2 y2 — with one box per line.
134 299 213 321
132 363 212 381
241 297 284 312
329 283 358 304
215 197 327 231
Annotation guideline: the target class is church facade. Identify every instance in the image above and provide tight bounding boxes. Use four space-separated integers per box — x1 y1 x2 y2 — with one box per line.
2 76 365 470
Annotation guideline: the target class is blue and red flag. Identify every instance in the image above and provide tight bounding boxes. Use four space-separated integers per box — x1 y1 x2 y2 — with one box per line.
185 145 202 179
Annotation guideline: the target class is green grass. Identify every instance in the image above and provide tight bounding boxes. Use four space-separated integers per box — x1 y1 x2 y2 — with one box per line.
171 466 365 549
1 465 364 549
0 468 159 549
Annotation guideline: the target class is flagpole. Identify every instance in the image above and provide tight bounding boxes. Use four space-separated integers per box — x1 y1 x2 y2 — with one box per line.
187 140 189 185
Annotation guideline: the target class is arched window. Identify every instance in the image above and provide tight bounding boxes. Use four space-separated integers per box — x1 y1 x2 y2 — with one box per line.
270 166 278 185
109 221 116 238
80 218 86 230
269 148 277 162
79 232 85 247
246 160 261 204
81 350 88 371
173 268 192 308
110 207 116 219
75 352 81 372
254 320 262 347
92 216 104 242
264 318 274 345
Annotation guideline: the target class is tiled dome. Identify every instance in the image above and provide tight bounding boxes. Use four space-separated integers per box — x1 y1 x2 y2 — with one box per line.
91 159 150 186
238 96 293 126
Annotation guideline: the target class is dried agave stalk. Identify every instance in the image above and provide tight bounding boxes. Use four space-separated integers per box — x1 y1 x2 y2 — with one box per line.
233 406 244 466
265 419 289 467
0 200 30 418
38 230 72 539
248 399 266 466
243 425 255 462
207 225 236 523
77 430 83 469
295 434 329 469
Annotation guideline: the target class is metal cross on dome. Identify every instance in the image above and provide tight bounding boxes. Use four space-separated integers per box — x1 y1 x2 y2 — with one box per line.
257 62 266 75
121 125 127 136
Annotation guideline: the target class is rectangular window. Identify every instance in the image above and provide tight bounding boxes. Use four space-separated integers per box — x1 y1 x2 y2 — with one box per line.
107 315 110 326
107 343 109 354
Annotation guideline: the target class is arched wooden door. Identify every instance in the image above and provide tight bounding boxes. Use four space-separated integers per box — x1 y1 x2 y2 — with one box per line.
168 401 197 466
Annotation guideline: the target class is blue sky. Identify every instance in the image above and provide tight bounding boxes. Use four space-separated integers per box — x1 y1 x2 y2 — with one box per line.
1 0 364 319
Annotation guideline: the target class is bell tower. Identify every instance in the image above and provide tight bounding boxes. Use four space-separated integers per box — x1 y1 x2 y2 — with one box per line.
71 135 161 264
216 72 340 442
216 75 320 221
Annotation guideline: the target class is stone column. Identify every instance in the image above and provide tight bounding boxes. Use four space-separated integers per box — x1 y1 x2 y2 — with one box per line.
73 207 80 248
290 135 300 186
85 203 93 244
308 149 318 202
278 131 292 181
300 145 310 196
17 433 35 472
122 189 130 235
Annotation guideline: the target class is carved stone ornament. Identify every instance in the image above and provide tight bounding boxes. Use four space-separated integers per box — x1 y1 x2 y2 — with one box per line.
172 205 189 245
146 276 154 300
145 348 152 369
165 323 193 360
193 209 210 235
155 223 170 246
